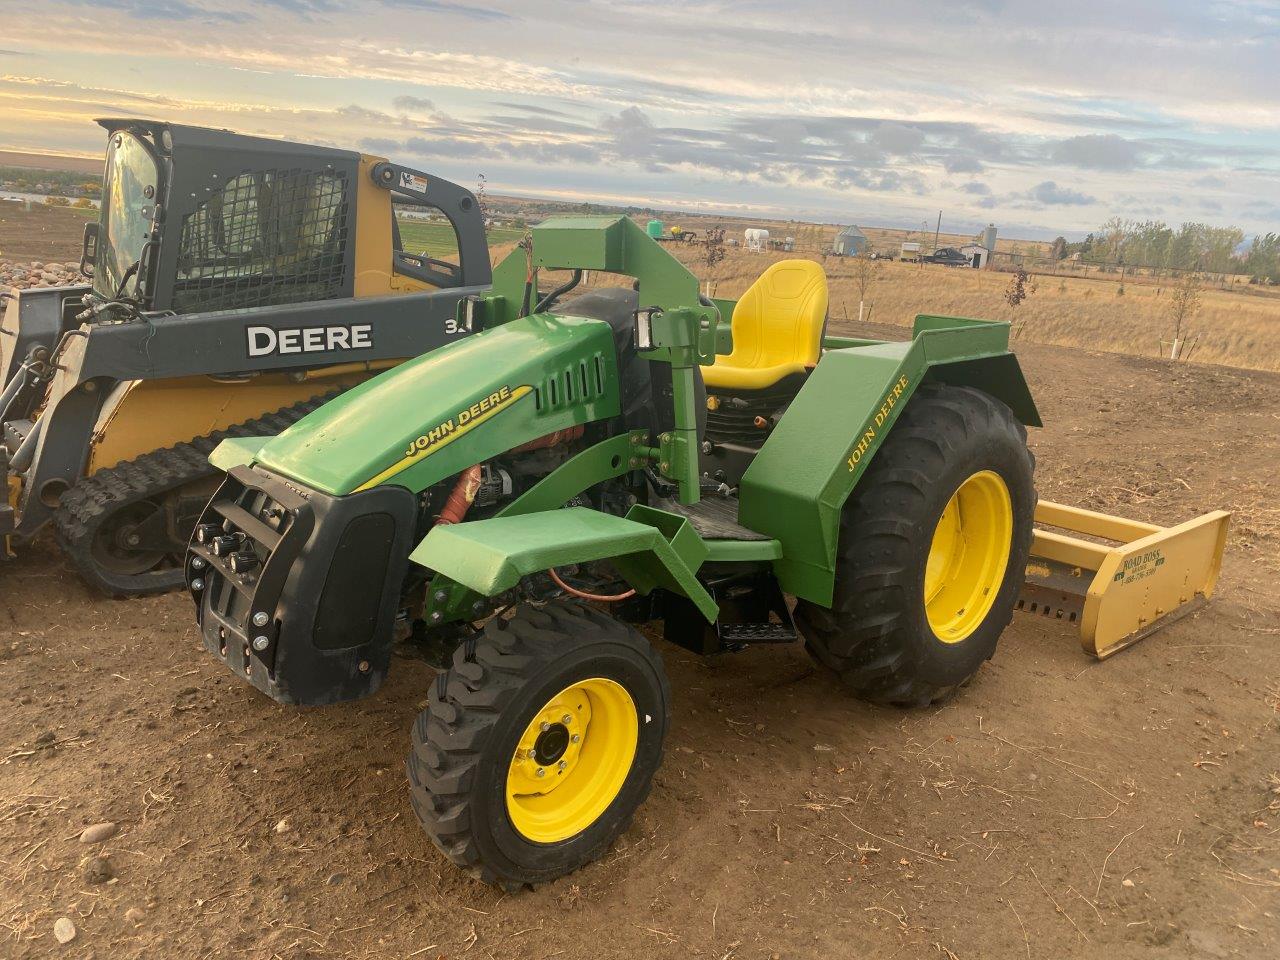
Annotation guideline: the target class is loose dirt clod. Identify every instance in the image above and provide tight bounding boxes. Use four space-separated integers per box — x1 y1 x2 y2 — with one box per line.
53 917 76 944
83 854 114 883
80 821 118 844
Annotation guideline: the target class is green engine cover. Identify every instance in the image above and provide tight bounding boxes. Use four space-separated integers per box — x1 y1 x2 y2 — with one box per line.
251 313 621 495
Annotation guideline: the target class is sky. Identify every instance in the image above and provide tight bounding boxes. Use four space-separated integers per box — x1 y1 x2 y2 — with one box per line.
0 0 1277 240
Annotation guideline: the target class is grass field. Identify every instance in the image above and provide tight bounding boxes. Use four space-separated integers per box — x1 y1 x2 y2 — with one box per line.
658 245 1280 373
396 218 525 261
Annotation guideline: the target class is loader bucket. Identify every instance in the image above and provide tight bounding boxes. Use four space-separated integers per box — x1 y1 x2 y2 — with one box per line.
1018 501 1231 659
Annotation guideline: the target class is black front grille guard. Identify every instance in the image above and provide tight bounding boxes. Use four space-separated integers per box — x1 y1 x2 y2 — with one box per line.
187 464 416 705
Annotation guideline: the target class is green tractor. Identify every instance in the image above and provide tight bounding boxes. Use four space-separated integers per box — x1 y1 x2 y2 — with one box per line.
187 215 1040 887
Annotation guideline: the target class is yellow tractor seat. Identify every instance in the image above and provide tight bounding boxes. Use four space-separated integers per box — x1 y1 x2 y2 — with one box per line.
702 259 829 391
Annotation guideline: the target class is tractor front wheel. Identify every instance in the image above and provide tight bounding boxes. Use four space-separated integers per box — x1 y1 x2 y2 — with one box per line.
407 601 670 889
796 384 1036 707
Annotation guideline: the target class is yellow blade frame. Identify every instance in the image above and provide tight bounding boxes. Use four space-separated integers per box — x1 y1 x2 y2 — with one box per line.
1019 501 1231 659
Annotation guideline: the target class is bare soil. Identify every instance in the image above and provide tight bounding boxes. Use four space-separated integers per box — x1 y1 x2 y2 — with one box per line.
2 333 1279 960
0 151 102 176
0 203 94 263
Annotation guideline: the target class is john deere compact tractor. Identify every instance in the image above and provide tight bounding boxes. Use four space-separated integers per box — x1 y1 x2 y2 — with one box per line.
0 119 489 594
186 215 1053 887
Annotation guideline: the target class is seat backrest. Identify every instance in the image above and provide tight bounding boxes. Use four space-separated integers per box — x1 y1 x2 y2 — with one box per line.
725 260 828 371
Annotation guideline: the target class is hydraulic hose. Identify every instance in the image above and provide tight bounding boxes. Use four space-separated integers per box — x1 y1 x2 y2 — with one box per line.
547 567 635 602
534 269 583 314
0 359 32 422
9 415 45 473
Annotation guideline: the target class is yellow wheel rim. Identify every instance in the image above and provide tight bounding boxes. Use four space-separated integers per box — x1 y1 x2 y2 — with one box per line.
505 678 638 844
924 470 1013 644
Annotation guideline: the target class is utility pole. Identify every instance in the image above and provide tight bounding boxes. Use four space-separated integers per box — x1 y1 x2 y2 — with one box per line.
933 211 942 254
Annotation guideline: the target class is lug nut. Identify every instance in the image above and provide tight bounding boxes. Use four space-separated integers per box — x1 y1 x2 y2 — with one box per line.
540 721 551 732
535 767 546 778
190 557 206 570
571 733 581 743
251 635 269 651
190 578 205 591
561 714 572 724
433 589 448 602
251 611 270 627
557 760 567 771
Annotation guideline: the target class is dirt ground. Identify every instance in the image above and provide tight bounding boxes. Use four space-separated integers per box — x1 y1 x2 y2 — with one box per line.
2 331 1279 960
0 203 94 263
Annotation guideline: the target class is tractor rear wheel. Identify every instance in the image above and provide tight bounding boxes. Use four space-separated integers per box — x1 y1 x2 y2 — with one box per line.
407 601 670 889
795 384 1035 706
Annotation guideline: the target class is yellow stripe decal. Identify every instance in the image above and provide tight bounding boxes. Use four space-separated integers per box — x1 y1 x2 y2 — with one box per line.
355 384 534 491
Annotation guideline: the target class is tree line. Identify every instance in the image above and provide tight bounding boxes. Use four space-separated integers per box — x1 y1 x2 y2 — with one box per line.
1049 217 1277 282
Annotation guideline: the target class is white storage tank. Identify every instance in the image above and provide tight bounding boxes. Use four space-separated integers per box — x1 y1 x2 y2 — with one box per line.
745 228 770 252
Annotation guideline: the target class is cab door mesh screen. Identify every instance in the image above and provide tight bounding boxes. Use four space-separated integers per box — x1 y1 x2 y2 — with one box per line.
172 168 350 313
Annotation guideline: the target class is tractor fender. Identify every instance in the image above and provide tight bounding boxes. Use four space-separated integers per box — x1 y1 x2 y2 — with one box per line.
738 315 1039 608
924 352 1041 429
410 505 719 620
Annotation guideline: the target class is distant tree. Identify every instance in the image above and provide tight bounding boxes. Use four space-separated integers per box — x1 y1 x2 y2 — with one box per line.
475 173 489 221
1245 233 1280 283
1166 272 1202 359
1004 267 1036 339
852 254 882 324
1050 236 1067 260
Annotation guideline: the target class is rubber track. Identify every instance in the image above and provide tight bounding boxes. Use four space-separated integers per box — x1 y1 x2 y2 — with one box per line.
408 601 667 890
53 392 339 597
795 384 1035 708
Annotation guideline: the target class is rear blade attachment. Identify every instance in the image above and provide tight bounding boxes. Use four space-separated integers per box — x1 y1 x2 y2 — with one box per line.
1019 501 1231 659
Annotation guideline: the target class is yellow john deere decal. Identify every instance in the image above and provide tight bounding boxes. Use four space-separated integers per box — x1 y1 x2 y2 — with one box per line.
846 374 909 472
356 384 533 490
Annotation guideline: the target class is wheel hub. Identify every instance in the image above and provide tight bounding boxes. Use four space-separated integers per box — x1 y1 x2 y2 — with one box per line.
506 678 638 844
533 723 571 766
924 469 1013 643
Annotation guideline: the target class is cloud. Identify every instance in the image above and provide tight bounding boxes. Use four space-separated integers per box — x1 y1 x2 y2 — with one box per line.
1028 181 1097 206
944 155 984 174
392 95 437 113
1050 134 1144 171
9 0 1280 236
62 0 249 23
488 101 575 118
381 0 514 20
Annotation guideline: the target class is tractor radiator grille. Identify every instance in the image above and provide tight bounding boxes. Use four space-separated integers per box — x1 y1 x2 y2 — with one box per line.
172 167 351 314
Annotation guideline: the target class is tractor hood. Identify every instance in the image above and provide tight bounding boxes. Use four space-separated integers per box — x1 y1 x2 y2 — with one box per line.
251 312 621 496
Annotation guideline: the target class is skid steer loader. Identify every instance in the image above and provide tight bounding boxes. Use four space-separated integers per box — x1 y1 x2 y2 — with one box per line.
0 119 491 594
185 216 1228 889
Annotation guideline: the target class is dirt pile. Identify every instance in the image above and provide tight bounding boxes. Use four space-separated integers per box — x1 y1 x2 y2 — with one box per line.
0 259 84 291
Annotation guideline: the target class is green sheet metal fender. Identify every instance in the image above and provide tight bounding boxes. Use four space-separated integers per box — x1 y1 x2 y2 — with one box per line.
244 313 621 495
738 315 1040 607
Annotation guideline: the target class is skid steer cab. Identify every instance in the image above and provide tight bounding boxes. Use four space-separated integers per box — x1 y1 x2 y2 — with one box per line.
0 119 491 595
187 215 1227 890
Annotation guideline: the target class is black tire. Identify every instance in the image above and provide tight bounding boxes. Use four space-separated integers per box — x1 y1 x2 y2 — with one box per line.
408 601 670 889
53 393 338 597
795 384 1036 707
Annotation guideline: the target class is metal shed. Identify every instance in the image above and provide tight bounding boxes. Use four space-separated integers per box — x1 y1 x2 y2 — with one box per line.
959 243 991 269
831 225 868 256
